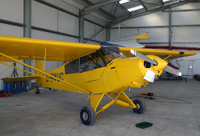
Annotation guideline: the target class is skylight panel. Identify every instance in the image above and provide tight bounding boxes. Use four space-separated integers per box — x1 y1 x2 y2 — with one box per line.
119 0 130 4
127 5 143 12
162 0 170 2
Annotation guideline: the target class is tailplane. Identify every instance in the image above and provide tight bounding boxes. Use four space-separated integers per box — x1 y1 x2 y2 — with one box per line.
131 32 150 40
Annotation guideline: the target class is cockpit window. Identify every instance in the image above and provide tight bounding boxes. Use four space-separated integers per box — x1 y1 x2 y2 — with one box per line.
65 46 125 74
80 50 105 72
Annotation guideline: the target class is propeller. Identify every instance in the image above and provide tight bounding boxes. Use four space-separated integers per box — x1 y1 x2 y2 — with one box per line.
164 65 182 76
130 50 157 65
130 49 182 77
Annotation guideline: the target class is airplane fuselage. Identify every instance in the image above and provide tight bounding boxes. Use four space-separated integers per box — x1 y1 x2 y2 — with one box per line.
36 48 167 94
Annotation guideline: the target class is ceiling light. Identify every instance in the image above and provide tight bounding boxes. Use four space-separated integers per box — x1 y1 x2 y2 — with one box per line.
162 0 170 2
127 5 143 12
119 0 130 4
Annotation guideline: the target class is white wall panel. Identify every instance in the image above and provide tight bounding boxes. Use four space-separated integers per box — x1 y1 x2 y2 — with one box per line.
85 14 107 26
172 3 200 10
87 41 99 45
95 26 106 42
84 21 96 38
172 11 200 25
58 11 79 36
58 35 78 42
172 3 200 25
117 11 169 27
0 0 23 23
44 0 80 15
172 27 200 44
32 1 58 31
32 30 58 40
0 23 23 37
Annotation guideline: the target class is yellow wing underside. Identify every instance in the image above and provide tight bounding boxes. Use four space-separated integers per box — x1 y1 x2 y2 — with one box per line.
0 35 196 63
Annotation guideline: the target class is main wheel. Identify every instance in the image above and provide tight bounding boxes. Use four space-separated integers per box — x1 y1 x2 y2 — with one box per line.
80 107 96 125
35 87 40 94
133 99 146 114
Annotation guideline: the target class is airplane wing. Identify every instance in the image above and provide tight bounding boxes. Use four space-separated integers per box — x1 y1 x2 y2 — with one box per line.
119 47 196 60
0 35 196 62
0 35 100 62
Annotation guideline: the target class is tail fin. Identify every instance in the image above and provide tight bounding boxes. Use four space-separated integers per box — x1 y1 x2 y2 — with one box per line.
131 32 150 40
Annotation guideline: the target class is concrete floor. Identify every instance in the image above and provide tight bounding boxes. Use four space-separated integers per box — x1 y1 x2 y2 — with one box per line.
0 80 200 136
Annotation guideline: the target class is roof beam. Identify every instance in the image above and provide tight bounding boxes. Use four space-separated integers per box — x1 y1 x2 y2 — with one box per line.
116 2 131 15
137 0 148 11
82 0 116 19
110 0 196 27
82 0 120 15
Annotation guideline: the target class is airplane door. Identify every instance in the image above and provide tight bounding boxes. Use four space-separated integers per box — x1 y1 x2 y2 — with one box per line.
80 67 105 82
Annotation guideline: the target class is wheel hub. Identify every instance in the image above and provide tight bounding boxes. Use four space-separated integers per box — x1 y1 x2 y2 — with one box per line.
82 111 88 121
136 103 140 110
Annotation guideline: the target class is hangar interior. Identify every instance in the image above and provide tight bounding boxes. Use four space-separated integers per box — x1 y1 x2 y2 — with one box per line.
0 0 200 136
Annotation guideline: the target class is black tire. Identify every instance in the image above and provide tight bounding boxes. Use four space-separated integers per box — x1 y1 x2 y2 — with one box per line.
35 87 40 94
80 107 96 125
133 99 146 114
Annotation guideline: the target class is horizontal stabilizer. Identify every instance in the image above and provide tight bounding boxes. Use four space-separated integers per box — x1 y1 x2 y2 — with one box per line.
1 76 38 82
131 32 150 40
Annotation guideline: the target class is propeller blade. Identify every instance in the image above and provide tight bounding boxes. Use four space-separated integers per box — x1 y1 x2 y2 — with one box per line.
130 50 157 65
164 65 182 76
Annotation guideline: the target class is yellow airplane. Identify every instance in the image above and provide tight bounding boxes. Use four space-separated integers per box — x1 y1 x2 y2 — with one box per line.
0 35 196 125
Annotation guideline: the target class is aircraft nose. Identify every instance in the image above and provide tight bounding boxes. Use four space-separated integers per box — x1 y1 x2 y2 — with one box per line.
155 57 168 70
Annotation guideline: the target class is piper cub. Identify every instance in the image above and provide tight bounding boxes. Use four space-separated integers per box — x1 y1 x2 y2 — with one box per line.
0 35 195 125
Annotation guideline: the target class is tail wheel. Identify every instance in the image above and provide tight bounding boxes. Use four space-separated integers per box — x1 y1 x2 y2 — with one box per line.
35 87 40 94
80 107 96 125
133 98 146 114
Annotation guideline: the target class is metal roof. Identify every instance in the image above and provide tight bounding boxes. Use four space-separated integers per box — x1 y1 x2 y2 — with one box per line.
74 0 196 27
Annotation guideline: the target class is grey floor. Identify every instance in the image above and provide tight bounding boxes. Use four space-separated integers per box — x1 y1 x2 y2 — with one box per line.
0 80 200 136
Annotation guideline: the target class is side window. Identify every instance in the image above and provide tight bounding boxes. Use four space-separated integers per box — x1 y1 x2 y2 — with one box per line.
65 59 79 74
80 51 105 73
65 50 106 74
